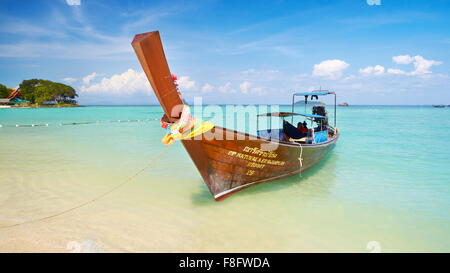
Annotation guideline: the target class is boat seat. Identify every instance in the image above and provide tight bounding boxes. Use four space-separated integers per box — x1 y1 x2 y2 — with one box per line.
282 120 307 140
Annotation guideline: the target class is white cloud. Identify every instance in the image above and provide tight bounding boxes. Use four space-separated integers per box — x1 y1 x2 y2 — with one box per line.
63 77 77 83
387 68 408 75
312 59 349 80
411 55 442 75
291 73 310 82
80 69 150 94
341 74 358 82
82 72 97 85
392 55 413 64
241 69 280 81
66 0 81 6
176 76 196 90
218 82 236 93
355 55 445 77
201 83 214 93
239 81 251 94
0 21 65 38
0 39 132 60
390 55 442 75
359 65 385 75
251 87 264 95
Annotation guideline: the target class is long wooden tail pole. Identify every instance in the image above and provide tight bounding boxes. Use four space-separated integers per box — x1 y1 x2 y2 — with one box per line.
131 31 183 122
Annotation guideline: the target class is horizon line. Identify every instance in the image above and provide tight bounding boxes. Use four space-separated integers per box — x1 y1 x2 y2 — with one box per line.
81 104 447 106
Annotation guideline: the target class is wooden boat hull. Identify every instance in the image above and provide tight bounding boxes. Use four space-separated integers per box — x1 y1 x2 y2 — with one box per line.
182 126 339 200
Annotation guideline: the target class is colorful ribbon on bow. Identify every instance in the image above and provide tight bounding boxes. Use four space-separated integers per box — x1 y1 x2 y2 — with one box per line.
160 105 214 145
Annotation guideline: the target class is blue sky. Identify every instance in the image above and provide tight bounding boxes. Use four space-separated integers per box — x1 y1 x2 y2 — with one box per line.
0 0 449 105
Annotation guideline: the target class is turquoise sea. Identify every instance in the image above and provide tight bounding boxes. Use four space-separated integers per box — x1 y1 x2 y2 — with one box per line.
0 105 449 252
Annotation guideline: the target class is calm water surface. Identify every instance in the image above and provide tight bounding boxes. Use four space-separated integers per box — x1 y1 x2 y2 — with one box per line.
0 105 449 252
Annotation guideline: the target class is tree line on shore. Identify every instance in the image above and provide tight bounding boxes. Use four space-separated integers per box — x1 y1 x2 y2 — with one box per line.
0 79 78 105
0 84 11 98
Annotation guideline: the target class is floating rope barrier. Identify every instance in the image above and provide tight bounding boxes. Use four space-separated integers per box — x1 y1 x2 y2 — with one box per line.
0 118 159 128
0 148 166 229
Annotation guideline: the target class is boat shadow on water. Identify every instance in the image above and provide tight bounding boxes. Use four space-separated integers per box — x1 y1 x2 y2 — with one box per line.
190 152 339 205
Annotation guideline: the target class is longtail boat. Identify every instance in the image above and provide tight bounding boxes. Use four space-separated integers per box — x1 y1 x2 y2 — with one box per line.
131 31 339 200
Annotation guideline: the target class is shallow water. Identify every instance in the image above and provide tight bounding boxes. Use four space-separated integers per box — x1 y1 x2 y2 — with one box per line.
0 105 449 252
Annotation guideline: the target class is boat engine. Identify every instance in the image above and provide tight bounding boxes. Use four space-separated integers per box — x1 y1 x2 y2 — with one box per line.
312 105 328 130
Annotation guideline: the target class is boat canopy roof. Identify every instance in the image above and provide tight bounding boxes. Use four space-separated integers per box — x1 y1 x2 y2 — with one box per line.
257 112 325 119
294 91 335 96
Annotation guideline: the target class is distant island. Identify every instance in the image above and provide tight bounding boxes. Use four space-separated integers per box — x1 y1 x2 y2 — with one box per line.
0 79 79 108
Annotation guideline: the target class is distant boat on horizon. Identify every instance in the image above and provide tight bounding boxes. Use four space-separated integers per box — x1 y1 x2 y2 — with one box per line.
338 102 349 107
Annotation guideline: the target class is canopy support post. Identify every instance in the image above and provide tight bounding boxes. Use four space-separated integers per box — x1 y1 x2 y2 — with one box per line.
334 93 337 128
291 94 295 124
256 115 259 134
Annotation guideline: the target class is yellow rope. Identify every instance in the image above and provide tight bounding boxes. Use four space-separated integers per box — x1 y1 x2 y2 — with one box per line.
0 149 166 229
298 144 303 177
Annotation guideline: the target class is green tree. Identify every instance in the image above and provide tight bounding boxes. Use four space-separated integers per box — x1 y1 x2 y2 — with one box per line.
0 83 11 98
34 85 54 105
53 82 77 102
18 79 42 103
18 79 78 105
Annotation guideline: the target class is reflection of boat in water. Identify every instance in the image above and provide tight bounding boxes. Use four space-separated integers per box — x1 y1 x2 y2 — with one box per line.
432 105 446 108
338 102 349 107
131 31 339 200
